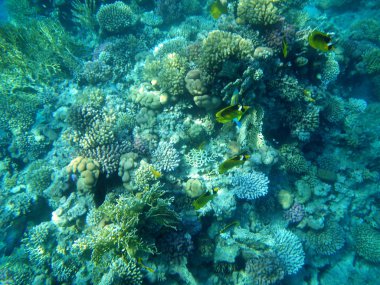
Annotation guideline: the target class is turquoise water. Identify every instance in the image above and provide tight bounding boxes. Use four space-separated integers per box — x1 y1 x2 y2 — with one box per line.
0 0 379 284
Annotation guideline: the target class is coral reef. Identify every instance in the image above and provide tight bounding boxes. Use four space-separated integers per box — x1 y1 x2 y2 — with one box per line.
1 1 380 284
231 171 269 200
236 0 281 27
97 1 137 34
352 223 380 263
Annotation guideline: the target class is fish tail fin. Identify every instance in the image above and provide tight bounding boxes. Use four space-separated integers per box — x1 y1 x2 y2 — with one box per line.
232 118 242 128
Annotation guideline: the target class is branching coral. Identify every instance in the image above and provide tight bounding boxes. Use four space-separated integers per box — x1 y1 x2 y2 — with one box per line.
198 30 255 84
307 222 345 255
272 228 305 275
22 222 55 267
352 223 380 263
279 144 309 174
76 183 179 263
245 252 286 285
96 1 137 34
98 257 142 285
151 141 180 173
236 0 281 27
231 171 269 200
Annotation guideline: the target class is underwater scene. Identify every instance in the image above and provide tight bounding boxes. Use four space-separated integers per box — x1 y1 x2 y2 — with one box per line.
0 0 380 284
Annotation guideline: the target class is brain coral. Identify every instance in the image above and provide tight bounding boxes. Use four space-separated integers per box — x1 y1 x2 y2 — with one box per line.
97 1 137 34
352 223 380 263
236 0 280 27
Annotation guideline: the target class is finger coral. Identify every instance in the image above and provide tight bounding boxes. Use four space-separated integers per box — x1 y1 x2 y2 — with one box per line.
236 0 280 27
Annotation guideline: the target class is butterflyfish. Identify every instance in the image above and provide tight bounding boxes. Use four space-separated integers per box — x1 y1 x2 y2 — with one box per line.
210 0 228 19
218 154 250 174
150 167 162 179
215 104 250 124
308 30 334 52
192 187 219 210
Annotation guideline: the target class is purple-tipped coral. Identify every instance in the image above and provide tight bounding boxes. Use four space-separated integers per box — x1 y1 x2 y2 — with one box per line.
284 203 305 223
231 171 269 200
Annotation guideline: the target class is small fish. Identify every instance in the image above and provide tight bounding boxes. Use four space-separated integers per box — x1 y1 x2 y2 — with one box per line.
192 188 219 210
137 257 155 273
210 0 228 19
303 89 315 103
282 37 288 58
308 30 334 52
216 104 250 124
197 141 207 150
230 88 240 106
150 167 162 179
220 221 240 234
218 154 250 174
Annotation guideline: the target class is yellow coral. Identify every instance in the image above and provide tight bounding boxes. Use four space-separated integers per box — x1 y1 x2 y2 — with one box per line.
236 0 280 26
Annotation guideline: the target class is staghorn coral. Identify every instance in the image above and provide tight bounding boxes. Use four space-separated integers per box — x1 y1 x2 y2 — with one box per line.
307 222 345 255
352 223 380 263
96 1 137 34
231 171 269 200
236 0 280 27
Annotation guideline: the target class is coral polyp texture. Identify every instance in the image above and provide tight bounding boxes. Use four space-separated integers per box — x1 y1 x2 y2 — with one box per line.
1 0 380 284
231 171 269 200
96 1 137 34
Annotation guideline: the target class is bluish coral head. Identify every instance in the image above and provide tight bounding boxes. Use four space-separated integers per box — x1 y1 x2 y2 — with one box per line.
231 171 269 200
